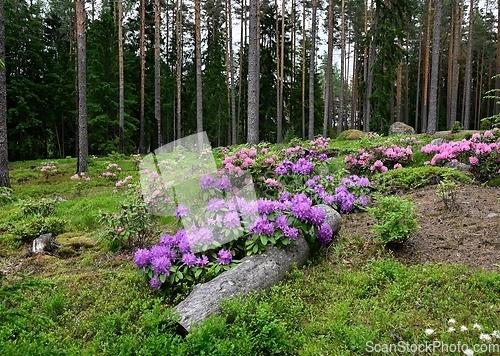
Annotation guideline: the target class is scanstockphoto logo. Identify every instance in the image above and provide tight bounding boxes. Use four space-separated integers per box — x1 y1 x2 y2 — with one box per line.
366 340 500 355
138 132 258 253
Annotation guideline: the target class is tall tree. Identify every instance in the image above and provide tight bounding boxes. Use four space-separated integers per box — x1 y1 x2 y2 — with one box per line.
427 0 442 135
323 0 333 137
307 0 317 140
154 0 161 148
176 0 183 140
118 0 124 154
463 0 475 130
449 0 462 129
247 0 260 144
76 0 88 173
301 0 306 138
0 0 9 188
195 0 203 138
337 0 346 135
139 0 146 153
421 0 432 133
227 0 236 144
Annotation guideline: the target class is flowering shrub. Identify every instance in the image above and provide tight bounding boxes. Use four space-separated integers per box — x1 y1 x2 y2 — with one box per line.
115 175 133 188
345 144 414 176
98 186 159 251
100 163 122 180
71 172 91 196
40 162 58 181
0 187 12 205
309 136 330 151
421 131 500 181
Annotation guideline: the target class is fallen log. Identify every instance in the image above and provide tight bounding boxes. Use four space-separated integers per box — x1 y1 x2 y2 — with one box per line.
174 205 341 333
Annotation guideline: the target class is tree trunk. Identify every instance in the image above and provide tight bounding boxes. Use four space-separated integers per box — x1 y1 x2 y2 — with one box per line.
307 0 317 140
139 0 146 153
463 0 474 130
0 0 10 188
275 0 280 143
277 0 285 143
195 0 203 138
174 204 341 333
427 0 442 135
450 0 462 129
496 0 500 113
76 0 88 173
237 0 246 143
176 0 183 140
301 0 306 139
118 0 124 154
323 0 333 138
415 30 422 132
247 0 260 145
396 40 402 123
155 0 162 148
421 0 433 134
337 0 345 135
227 0 237 145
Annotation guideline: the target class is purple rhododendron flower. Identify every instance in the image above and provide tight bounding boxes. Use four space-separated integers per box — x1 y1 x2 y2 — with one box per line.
197 255 209 267
292 158 315 175
134 248 151 268
357 195 369 206
275 215 288 229
217 249 233 265
182 252 198 267
159 234 175 248
323 194 336 205
150 245 171 259
199 173 217 189
257 198 276 214
292 201 311 221
223 211 241 229
318 222 333 244
309 207 326 226
175 204 190 219
207 197 226 212
279 191 292 202
218 176 232 190
283 226 299 240
306 178 317 187
150 275 163 290
151 256 172 274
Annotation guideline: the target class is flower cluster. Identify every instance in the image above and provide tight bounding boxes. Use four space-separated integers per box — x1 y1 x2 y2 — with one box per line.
115 175 133 188
222 146 258 173
100 163 122 179
71 172 91 195
309 136 331 151
399 136 422 145
41 163 58 181
366 132 380 139
421 132 500 181
345 144 413 175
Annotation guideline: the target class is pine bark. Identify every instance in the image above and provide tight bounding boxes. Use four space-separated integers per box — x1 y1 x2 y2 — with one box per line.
176 0 183 140
323 0 333 138
307 0 317 140
247 0 260 145
118 0 124 154
421 0 433 133
337 0 345 135
155 0 162 148
195 0 203 137
76 0 88 173
0 0 10 188
427 0 442 135
301 0 306 139
463 0 474 130
227 0 236 145
449 0 462 129
139 0 146 153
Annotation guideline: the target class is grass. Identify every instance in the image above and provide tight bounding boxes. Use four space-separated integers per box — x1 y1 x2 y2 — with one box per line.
1 137 499 355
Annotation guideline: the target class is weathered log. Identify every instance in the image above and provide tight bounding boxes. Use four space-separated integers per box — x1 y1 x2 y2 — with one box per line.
174 205 341 333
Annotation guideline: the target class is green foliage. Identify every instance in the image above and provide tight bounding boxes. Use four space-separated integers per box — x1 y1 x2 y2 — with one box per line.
0 187 13 206
451 121 462 133
436 179 460 211
97 186 159 251
337 129 365 141
19 198 56 217
372 166 473 193
10 216 67 241
367 195 419 245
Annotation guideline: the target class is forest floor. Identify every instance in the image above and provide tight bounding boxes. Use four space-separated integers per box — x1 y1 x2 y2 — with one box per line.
342 183 500 271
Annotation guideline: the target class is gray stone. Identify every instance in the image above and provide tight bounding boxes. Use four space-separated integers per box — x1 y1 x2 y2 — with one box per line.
31 233 60 254
430 138 448 146
444 161 471 173
486 213 498 218
389 122 415 135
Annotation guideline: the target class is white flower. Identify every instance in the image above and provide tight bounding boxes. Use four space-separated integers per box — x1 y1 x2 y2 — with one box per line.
447 327 456 332
491 330 500 339
448 318 456 324
460 325 468 332
425 328 435 336
479 333 492 342
473 323 482 330
463 348 474 356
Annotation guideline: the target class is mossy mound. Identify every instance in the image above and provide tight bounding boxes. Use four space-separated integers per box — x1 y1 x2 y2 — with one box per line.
56 235 96 249
486 177 500 187
338 129 365 141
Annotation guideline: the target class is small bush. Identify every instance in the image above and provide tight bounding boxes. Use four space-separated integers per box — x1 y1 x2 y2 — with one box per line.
19 198 56 217
0 187 13 205
10 216 67 241
451 121 462 133
436 179 460 211
367 195 419 245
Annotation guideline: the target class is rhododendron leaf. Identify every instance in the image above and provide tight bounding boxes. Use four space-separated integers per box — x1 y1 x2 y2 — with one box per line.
194 269 202 278
260 235 268 245
159 274 167 283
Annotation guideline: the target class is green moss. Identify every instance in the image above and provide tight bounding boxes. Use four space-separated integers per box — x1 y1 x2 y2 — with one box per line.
338 129 365 141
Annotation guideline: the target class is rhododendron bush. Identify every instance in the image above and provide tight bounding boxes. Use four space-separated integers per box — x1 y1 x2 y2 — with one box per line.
421 130 500 182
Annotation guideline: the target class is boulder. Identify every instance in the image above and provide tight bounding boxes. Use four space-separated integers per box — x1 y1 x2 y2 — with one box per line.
444 161 471 173
389 122 415 135
430 138 448 146
31 233 60 254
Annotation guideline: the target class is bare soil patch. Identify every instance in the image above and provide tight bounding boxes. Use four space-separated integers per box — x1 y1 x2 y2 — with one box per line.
342 184 500 271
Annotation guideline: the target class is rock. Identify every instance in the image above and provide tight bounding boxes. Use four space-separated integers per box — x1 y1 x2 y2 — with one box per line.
389 122 415 135
174 204 341 333
486 213 498 218
341 129 365 141
444 161 471 173
31 233 60 254
430 138 448 146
